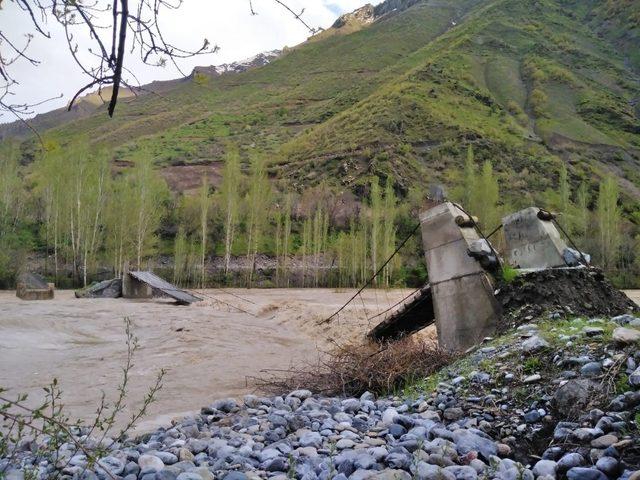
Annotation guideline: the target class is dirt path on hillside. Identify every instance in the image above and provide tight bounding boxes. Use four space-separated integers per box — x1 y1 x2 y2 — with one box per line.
0 288 414 432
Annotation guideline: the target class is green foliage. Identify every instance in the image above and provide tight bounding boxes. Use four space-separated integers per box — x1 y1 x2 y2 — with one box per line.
501 265 520 283
245 153 272 286
596 175 622 272
523 357 541 374
1 0 640 287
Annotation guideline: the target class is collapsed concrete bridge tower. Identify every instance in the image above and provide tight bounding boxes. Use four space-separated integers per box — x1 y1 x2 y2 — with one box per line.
420 202 501 351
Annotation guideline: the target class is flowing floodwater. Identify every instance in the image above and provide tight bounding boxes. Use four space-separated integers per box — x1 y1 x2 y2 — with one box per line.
0 288 414 432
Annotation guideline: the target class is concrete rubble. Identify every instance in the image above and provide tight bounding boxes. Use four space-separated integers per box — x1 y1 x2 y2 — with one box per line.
371 203 637 350
15 272 54 300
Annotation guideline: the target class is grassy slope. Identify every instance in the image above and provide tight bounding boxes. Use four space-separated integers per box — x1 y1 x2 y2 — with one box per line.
10 0 640 209
279 0 640 205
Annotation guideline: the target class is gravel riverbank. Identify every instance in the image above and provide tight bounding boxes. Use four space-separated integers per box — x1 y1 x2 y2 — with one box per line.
2 311 640 480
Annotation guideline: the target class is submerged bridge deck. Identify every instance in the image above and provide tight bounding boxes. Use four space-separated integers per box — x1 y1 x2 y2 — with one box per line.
367 285 435 342
128 271 202 305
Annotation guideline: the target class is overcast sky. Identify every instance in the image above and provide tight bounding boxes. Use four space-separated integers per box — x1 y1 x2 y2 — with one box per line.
1 0 382 120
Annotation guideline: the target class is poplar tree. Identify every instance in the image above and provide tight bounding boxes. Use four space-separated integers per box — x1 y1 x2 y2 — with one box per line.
39 140 110 286
0 143 23 231
369 178 383 284
282 195 292 287
312 205 329 287
220 148 242 275
474 161 500 232
104 175 137 278
275 195 292 286
382 180 398 286
127 153 169 270
463 145 477 211
197 177 211 287
245 153 271 286
173 228 188 286
559 163 570 215
300 216 312 287
596 176 621 271
575 181 590 241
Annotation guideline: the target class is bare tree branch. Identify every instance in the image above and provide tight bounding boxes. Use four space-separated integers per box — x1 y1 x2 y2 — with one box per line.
1 0 319 127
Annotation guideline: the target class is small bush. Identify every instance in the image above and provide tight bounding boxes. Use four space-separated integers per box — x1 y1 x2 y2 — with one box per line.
529 88 549 117
501 265 520 283
254 337 456 397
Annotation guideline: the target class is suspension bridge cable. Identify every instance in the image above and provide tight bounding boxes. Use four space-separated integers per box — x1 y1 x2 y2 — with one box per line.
319 221 422 325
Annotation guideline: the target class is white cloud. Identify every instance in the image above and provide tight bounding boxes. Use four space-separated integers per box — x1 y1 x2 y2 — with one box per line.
1 0 383 119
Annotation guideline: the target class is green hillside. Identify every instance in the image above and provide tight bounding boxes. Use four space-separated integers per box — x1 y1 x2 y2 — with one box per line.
6 0 639 204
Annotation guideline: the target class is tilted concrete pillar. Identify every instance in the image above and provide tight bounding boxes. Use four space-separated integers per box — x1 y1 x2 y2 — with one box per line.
420 202 501 351
122 272 153 299
502 207 568 269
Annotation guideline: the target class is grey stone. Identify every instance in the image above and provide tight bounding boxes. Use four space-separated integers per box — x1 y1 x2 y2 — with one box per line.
443 465 477 479
629 366 640 387
580 362 602 377
451 429 497 460
299 431 323 448
153 451 178 465
336 439 355 450
612 327 640 345
532 459 556 478
572 428 603 442
591 434 618 449
553 379 599 416
385 452 411 470
288 389 313 400
211 398 238 412
353 454 377 470
177 473 204 480
156 471 178 480
138 454 164 473
97 456 125 476
342 398 361 412
222 473 248 480
583 327 604 337
566 467 608 480
557 453 584 472
524 410 541 423
611 314 637 325
596 456 619 477
266 457 288 472
412 462 455 480
371 469 411 480
522 335 550 353
443 408 464 421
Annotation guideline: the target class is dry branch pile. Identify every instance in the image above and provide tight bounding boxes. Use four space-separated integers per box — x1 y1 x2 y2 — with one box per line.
253 337 455 397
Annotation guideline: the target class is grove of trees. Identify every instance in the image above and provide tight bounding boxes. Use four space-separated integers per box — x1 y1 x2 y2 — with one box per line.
0 141 638 289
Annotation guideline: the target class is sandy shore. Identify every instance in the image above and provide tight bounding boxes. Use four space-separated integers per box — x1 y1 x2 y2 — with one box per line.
0 288 414 432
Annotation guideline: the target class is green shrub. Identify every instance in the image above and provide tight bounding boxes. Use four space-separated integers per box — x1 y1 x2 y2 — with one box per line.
501 265 520 283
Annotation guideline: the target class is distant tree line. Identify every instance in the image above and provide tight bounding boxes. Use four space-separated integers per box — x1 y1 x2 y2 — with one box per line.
0 141 638 289
457 145 638 287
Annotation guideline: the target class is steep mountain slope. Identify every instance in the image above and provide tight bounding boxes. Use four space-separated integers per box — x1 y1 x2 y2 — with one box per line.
2 0 639 208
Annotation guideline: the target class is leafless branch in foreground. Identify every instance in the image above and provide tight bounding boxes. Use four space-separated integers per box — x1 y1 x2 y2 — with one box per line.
1 0 319 127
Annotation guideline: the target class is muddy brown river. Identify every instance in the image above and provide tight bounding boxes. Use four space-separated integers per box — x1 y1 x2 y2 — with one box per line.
1 289 637 432
0 288 414 432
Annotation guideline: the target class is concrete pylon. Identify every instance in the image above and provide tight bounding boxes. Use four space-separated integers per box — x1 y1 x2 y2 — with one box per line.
122 271 153 299
502 207 568 269
420 202 501 351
